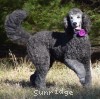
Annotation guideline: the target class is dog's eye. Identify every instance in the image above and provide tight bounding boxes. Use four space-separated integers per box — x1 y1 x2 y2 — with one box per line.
70 17 73 19
77 16 80 18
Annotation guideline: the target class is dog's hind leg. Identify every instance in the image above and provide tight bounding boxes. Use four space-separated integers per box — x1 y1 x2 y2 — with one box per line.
28 45 50 89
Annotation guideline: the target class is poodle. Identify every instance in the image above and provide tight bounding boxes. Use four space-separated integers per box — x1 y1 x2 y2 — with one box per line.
5 8 92 89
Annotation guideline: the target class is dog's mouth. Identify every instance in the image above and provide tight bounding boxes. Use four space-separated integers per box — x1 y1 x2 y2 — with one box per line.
74 28 81 33
73 24 81 31
72 24 86 37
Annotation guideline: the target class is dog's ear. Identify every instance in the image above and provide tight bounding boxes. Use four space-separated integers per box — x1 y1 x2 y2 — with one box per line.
82 13 91 33
63 15 71 29
63 16 68 29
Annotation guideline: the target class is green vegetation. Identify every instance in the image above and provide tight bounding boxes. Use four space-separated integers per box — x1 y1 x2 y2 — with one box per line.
23 0 77 31
0 0 100 44
90 12 100 45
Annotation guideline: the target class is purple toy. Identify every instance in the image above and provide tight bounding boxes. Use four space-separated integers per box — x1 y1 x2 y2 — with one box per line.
76 29 86 37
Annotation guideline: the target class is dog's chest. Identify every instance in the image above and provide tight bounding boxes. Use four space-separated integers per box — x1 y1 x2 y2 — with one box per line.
65 36 90 59
50 35 90 60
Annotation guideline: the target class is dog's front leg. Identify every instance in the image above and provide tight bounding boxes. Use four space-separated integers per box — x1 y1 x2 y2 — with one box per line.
64 59 86 87
82 59 92 88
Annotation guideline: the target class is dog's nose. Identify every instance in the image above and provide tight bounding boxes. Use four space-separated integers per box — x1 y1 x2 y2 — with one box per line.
73 22 77 26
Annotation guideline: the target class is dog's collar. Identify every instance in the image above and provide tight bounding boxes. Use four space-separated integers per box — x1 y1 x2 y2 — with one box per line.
75 29 87 37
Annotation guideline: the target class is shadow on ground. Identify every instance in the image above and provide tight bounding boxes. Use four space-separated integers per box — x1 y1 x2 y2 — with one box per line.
2 79 56 88
0 79 100 99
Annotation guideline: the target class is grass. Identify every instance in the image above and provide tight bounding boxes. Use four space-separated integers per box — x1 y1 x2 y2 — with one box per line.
0 57 100 99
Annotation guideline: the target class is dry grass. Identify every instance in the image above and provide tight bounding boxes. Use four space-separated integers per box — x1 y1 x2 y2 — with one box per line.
0 57 100 99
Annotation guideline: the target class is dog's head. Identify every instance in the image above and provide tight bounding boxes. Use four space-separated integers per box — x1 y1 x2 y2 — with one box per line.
64 8 91 35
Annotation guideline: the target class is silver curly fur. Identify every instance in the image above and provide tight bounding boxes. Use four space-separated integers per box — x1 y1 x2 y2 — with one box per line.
5 8 92 89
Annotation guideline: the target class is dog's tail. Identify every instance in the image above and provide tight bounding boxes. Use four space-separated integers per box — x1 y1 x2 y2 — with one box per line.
5 10 31 45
